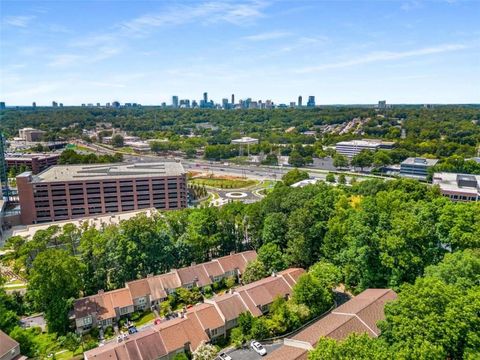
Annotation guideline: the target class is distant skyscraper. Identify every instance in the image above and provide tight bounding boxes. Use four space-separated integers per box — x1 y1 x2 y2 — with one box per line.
59 103 63 107
290 102 296 108
112 101 120 108
222 98 229 109
203 92 208 103
192 100 198 108
378 100 387 109
172 96 179 108
0 132 9 199
32 102 36 109
298 96 302 107
96 103 101 107
307 96 315 107
0 102 6 110
52 101 58 107
231 94 235 105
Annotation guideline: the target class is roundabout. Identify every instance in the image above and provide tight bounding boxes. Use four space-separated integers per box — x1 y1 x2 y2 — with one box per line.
225 192 248 199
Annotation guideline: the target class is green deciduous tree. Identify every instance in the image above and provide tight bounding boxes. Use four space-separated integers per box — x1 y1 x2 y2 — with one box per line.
292 273 333 316
242 260 268 284
192 343 218 360
111 134 124 147
282 168 309 186
258 243 286 274
309 334 393 360
27 249 84 334
333 154 349 169
351 150 374 171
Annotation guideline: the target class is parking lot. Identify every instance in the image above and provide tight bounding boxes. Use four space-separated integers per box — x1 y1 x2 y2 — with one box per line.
223 342 282 360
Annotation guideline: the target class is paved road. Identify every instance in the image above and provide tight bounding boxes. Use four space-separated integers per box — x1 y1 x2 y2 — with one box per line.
224 342 282 360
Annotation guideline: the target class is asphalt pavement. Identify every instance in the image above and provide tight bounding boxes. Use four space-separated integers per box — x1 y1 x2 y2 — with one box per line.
223 342 282 360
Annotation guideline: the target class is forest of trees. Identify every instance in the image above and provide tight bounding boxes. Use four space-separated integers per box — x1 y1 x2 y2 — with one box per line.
1 106 479 163
1 175 479 358
58 149 123 164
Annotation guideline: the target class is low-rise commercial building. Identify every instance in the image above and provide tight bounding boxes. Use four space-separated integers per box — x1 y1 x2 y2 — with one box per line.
335 139 395 158
18 128 46 142
16 162 187 225
6 153 59 174
74 250 257 333
83 267 304 360
265 288 397 360
432 172 479 201
399 157 439 181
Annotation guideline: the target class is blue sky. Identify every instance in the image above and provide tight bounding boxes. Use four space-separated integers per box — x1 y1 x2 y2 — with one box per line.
0 0 479 105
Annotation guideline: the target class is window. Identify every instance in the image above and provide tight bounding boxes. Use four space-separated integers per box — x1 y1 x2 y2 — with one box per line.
82 316 92 325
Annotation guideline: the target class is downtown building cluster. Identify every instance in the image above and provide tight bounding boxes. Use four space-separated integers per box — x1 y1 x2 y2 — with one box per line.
168 93 316 110
1 93 317 110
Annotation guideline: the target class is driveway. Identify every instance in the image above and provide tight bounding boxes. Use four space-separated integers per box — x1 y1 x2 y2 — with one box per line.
224 342 282 360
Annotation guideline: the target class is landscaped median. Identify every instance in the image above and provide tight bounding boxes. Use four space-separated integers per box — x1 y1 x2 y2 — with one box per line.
189 175 258 189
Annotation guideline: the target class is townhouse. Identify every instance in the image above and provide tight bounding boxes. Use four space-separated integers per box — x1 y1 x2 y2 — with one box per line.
74 250 257 333
0 330 24 360
264 288 398 360
84 316 209 360
83 268 305 360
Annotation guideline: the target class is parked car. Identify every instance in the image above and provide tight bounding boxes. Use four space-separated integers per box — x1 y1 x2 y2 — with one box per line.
127 325 138 334
217 353 232 360
250 340 267 356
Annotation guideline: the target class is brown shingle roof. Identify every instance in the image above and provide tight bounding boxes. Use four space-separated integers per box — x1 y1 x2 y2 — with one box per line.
203 261 224 278
265 346 307 360
187 303 224 331
94 292 115 320
74 297 97 319
177 264 212 287
145 276 167 301
235 273 298 316
265 288 397 360
126 279 151 300
156 317 208 353
110 288 134 309
217 251 256 275
213 293 249 321
159 272 182 290
278 268 304 287
0 330 19 359
84 317 208 360
135 331 167 359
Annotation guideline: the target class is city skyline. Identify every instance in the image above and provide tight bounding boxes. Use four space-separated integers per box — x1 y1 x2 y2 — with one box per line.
1 0 480 105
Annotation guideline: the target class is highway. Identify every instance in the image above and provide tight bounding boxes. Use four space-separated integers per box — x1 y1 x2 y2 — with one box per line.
74 141 387 182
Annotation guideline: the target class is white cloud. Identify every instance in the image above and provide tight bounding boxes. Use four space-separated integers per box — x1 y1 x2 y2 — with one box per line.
296 43 469 73
243 31 290 41
3 15 35 27
48 47 122 67
120 1 268 34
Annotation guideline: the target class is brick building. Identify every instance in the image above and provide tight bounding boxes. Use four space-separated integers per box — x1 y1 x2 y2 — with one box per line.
16 162 187 224
6 153 59 174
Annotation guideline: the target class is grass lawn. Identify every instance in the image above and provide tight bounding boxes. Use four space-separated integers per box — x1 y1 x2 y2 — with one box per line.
3 282 27 290
190 177 257 189
118 146 136 154
69 144 95 153
134 311 156 327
